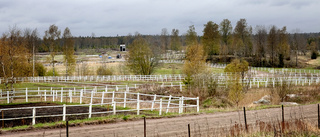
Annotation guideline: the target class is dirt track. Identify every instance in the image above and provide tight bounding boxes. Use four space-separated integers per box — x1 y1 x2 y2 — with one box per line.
3 104 319 137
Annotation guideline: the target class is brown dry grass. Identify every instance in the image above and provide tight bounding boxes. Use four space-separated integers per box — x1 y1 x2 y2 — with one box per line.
239 88 270 107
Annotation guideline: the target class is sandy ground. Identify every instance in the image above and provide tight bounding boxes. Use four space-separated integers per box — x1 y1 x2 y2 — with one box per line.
3 104 319 137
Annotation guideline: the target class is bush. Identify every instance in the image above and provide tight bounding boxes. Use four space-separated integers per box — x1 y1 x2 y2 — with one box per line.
96 66 113 75
122 115 129 121
35 63 46 76
278 54 284 68
46 69 60 76
311 51 317 59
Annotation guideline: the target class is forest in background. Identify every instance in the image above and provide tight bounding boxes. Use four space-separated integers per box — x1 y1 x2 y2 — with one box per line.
1 18 320 79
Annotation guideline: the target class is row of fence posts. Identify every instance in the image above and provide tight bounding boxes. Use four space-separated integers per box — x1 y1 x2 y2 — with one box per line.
242 104 320 133
186 104 320 136
61 104 320 137
1 89 200 128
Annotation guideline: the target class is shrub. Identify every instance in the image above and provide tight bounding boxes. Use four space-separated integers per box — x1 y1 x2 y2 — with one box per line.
122 115 129 121
46 69 59 76
311 51 317 59
96 66 113 75
35 63 46 76
278 54 284 68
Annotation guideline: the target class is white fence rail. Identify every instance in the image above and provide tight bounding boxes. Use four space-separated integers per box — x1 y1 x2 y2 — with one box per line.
0 74 184 84
0 86 199 125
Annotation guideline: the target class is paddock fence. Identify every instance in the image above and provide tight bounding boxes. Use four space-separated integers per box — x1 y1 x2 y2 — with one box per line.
0 86 199 126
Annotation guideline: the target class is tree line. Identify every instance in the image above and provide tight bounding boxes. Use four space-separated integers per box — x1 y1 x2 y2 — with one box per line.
74 19 320 68
1 18 320 79
0 25 75 90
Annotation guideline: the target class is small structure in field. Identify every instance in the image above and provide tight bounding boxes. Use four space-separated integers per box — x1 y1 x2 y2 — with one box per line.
120 44 126 51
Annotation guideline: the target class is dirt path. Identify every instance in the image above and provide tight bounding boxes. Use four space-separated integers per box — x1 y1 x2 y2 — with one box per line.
3 104 319 137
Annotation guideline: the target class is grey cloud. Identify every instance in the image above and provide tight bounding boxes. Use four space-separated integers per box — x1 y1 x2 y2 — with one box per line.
0 0 319 36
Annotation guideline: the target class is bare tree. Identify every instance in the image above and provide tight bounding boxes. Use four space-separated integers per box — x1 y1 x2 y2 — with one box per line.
24 28 39 77
185 25 198 46
233 19 252 57
43 24 61 76
0 26 29 90
62 27 76 77
292 29 307 66
254 25 267 66
267 25 278 67
160 28 169 52
170 29 182 51
219 19 233 63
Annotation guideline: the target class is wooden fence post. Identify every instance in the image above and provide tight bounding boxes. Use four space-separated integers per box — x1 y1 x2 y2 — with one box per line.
80 89 83 104
2 111 4 128
69 90 72 103
244 107 248 132
90 89 94 104
166 95 172 113
318 104 320 129
61 88 63 103
52 90 55 102
181 96 184 113
7 91 9 104
44 90 47 101
32 108 36 125
151 94 156 111
101 91 105 106
55 89 58 100
66 120 69 137
63 104 66 121
123 91 127 108
137 93 140 115
144 117 146 137
197 97 199 112
112 91 115 105
188 124 191 137
282 105 285 131
25 88 28 102
179 97 182 114
89 103 92 118
159 98 162 116
113 102 116 115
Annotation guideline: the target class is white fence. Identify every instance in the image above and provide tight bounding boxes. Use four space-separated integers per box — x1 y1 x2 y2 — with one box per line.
0 86 199 126
0 74 184 84
2 72 320 89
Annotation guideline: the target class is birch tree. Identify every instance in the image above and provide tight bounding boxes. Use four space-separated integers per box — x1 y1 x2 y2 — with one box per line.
43 24 61 76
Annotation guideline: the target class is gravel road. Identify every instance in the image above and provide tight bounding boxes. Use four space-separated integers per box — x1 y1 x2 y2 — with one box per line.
3 104 319 137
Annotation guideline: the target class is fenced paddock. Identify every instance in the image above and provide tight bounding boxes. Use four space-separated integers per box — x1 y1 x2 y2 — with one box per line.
0 86 199 127
3 72 320 90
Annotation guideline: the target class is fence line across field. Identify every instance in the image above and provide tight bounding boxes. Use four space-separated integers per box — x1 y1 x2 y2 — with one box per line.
0 86 199 125
2 71 320 83
0 74 186 84
2 75 320 90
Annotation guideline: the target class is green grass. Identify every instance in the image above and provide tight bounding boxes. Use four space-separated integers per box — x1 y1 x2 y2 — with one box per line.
154 63 183 75
208 68 224 73
0 82 67 90
154 68 182 75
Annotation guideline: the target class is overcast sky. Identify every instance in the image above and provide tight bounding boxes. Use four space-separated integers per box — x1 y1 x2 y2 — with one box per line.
0 0 319 37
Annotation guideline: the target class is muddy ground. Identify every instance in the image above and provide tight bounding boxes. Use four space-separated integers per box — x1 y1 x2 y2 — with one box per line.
0 102 129 128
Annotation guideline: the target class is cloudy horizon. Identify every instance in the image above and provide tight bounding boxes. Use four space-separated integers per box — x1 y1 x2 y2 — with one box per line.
0 0 319 37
